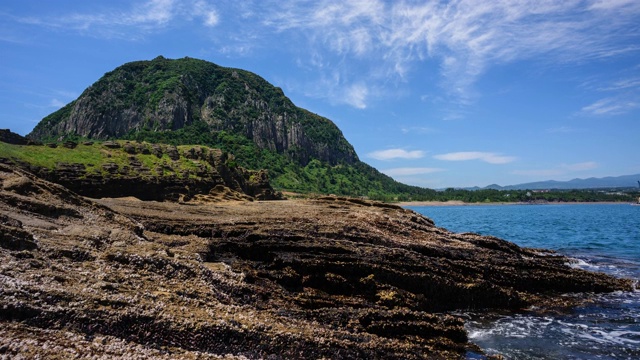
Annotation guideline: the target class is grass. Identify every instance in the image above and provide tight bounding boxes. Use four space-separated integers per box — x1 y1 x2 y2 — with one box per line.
0 141 220 180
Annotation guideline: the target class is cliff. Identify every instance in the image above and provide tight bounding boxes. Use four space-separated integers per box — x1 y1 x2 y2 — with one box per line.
28 56 357 167
0 163 632 359
26 57 438 199
0 139 281 202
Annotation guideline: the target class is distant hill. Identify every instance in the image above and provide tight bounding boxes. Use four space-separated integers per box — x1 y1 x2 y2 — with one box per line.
484 174 640 190
28 56 436 200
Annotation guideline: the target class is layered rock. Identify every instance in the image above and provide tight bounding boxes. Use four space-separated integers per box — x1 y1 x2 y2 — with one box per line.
0 163 631 358
2 140 281 202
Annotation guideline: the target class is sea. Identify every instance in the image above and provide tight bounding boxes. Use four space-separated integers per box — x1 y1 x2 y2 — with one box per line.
406 203 640 360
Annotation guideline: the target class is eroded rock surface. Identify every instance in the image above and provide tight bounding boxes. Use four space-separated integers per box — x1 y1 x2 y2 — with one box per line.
2 141 282 202
0 164 632 359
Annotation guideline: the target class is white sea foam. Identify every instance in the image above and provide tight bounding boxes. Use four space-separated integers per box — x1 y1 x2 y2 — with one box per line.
565 257 600 271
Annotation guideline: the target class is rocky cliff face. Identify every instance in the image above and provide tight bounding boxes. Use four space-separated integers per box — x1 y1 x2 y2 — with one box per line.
2 140 281 202
0 129 29 145
28 56 358 166
0 164 632 358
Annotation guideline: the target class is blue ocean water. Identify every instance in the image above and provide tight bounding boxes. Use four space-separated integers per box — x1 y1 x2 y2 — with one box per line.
407 204 640 359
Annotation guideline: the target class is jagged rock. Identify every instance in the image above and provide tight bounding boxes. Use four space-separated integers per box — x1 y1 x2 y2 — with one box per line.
0 129 28 145
0 164 632 359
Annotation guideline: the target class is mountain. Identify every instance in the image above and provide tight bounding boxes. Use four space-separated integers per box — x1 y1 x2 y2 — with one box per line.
30 56 356 166
28 56 435 200
484 174 640 190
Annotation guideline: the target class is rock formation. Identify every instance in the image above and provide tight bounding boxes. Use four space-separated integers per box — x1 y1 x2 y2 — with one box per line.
0 163 632 359
0 129 30 145
1 140 282 202
28 56 358 167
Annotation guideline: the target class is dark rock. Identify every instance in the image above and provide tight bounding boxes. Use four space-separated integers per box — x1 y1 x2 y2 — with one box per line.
151 144 164 158
0 129 28 145
122 143 137 154
62 141 77 149
103 141 121 149
166 145 180 161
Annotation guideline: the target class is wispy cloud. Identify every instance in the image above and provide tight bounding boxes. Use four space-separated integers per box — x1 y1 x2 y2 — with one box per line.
382 167 445 176
368 148 425 161
580 70 640 116
13 0 640 112
257 0 640 108
194 0 219 27
16 0 220 38
581 97 640 116
433 151 516 164
401 126 437 135
343 83 369 109
49 99 65 108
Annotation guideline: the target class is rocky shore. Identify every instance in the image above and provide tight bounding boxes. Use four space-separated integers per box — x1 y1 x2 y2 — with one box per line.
0 163 633 359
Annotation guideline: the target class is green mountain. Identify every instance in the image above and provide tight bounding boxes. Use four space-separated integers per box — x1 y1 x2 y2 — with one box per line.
29 56 436 200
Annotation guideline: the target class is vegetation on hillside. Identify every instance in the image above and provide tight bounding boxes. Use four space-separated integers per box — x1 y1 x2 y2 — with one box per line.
30 56 357 166
0 141 219 181
25 56 640 203
120 120 438 200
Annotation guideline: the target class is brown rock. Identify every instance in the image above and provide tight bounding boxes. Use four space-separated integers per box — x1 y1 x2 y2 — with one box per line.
0 164 632 359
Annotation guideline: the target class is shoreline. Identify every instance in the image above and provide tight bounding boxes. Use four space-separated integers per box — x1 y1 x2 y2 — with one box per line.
397 200 633 207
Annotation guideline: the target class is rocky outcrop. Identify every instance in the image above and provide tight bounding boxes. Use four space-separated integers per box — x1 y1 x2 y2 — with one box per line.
0 129 32 145
28 56 358 166
0 164 633 358
3 141 282 202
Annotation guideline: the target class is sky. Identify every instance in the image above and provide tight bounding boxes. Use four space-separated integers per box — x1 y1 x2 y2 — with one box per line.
1 0 639 188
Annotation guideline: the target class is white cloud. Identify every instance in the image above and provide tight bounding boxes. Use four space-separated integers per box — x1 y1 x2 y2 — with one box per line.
368 148 425 161
258 0 640 106
382 167 444 176
401 126 437 134
433 151 516 164
344 83 368 109
581 97 640 116
17 0 221 38
194 0 219 27
129 0 174 25
49 99 65 108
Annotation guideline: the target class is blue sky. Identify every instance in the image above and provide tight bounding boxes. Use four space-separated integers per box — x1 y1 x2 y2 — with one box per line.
1 0 639 188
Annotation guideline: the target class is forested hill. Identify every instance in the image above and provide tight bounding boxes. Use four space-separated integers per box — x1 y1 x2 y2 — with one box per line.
28 56 436 200
29 56 357 166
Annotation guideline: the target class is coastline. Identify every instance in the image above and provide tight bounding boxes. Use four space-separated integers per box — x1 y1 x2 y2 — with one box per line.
397 200 633 207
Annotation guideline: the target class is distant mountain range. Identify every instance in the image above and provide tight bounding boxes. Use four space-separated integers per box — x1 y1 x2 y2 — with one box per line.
481 174 640 190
